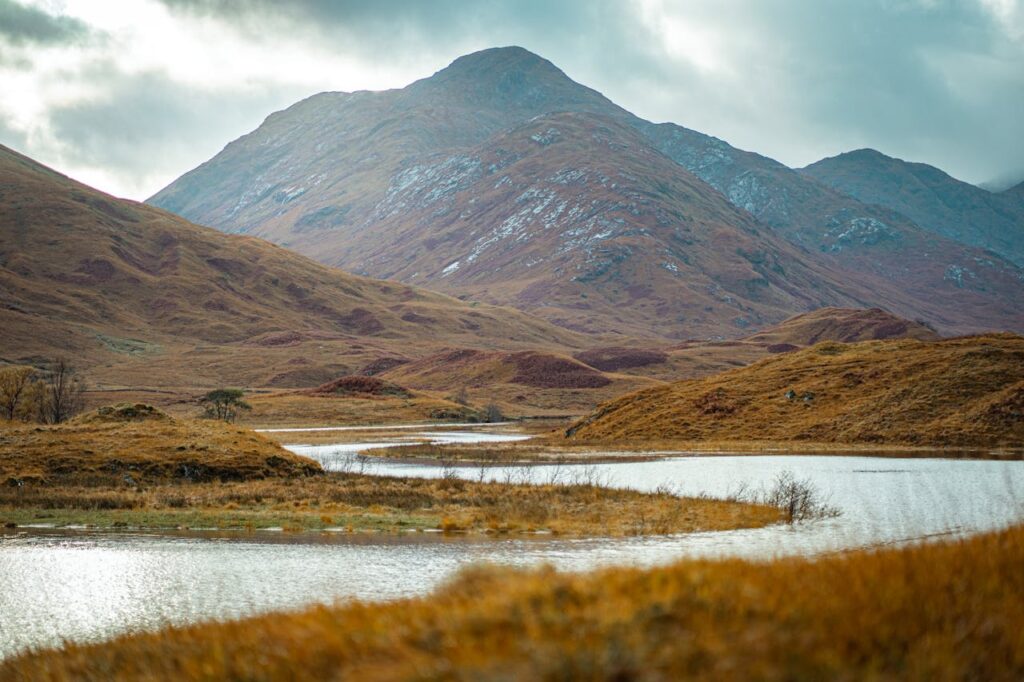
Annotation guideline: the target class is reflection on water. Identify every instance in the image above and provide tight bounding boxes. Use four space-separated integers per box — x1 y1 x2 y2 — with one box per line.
1 427 1022 659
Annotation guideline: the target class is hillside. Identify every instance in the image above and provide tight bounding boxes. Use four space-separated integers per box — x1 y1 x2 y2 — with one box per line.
335 111 891 337
565 307 940 384
0 404 321 486
742 307 940 347
379 348 660 416
150 46 1024 337
0 144 586 389
802 149 1024 266
566 335 1024 447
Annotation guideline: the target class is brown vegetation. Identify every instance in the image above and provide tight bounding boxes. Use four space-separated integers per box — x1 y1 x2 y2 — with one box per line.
744 306 940 346
241 391 480 428
0 471 778 537
567 335 1024 447
308 375 412 398
0 143 585 391
0 404 321 486
574 346 669 372
7 523 1023 680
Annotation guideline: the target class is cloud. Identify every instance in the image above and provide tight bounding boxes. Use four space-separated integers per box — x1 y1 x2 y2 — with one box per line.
1 0 1021 197
0 0 92 46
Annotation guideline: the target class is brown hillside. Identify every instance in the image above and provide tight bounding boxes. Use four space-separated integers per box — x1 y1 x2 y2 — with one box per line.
744 307 940 346
307 375 412 398
566 335 1024 447
380 348 658 416
0 404 322 486
0 144 586 390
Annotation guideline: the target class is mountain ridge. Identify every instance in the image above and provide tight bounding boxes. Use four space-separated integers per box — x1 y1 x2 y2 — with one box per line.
802 148 1024 266
149 45 1024 337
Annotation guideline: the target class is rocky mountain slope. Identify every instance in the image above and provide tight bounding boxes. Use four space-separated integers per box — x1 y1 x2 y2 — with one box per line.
802 149 1024 266
566 334 1024 447
0 144 586 388
150 46 1024 337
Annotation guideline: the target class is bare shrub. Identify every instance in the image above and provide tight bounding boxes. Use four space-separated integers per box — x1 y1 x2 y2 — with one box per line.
761 471 839 523
33 359 86 424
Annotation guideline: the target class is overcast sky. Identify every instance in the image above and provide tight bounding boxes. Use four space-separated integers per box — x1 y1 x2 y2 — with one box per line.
1 0 1022 199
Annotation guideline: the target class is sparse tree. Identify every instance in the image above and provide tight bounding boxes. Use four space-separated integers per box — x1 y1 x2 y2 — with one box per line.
484 402 504 423
40 359 86 424
0 366 35 420
200 388 251 423
452 386 470 406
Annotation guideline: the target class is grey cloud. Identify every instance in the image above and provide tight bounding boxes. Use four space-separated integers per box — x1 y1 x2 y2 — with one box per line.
9 0 1022 196
0 0 92 46
46 64 311 197
149 0 1024 184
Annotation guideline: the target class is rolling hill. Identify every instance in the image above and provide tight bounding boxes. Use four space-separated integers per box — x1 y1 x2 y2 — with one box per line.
150 46 1024 337
565 335 1024 447
802 149 1024 266
0 144 587 389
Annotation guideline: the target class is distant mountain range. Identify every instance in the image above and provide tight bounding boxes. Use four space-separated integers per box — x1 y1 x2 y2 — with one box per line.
803 149 1024 266
150 46 1024 337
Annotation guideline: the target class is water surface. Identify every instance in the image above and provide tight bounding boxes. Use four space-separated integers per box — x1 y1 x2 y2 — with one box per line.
2 427 1021 659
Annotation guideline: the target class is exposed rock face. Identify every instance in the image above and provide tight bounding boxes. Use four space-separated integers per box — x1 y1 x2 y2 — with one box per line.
802 149 1024 267
150 46 1024 337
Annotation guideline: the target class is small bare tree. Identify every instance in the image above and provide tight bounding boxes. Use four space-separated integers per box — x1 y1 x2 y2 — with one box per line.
39 359 85 424
762 471 839 523
484 402 504 423
0 366 35 420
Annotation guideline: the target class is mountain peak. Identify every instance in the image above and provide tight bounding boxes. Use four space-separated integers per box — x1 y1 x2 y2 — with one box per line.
438 46 563 79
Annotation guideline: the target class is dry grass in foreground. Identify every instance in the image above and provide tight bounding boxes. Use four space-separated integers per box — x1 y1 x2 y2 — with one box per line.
568 334 1024 448
7 525 1023 680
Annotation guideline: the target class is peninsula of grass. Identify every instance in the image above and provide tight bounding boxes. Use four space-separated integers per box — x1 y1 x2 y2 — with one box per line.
7 524 1022 680
0 404 779 536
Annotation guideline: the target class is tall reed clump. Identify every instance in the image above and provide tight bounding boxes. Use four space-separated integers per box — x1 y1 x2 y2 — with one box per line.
6 525 1023 680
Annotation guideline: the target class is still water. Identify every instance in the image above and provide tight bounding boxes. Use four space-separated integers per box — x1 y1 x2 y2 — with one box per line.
1 427 1022 659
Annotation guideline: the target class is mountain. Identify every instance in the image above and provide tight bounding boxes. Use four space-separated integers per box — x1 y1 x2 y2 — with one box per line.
0 144 586 389
325 110 900 338
565 334 1024 447
1005 181 1024 202
802 149 1024 266
150 46 1024 337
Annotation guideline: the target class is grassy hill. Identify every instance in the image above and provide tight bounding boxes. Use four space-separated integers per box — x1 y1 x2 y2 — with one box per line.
566 335 1024 448
0 404 321 487
0 144 584 390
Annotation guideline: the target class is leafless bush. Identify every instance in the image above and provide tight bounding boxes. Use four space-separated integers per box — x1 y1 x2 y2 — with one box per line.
761 471 840 523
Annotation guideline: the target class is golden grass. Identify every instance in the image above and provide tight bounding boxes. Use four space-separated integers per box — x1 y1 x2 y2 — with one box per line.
568 334 1024 448
241 391 480 428
7 524 1023 680
0 471 779 536
0 405 321 486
